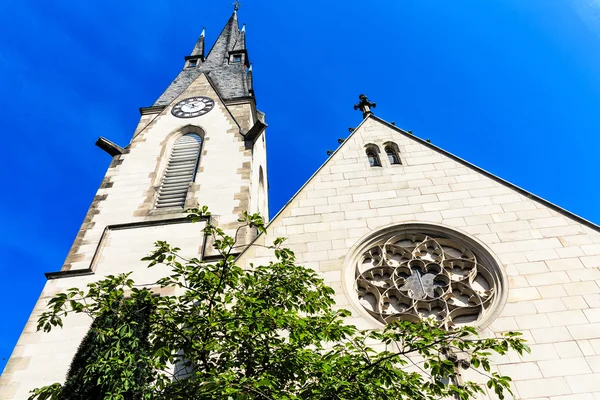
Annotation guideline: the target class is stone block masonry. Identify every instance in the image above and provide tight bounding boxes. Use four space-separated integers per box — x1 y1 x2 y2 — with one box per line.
238 115 600 400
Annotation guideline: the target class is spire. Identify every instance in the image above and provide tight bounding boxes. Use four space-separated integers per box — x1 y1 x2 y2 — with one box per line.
233 24 246 51
190 27 205 58
247 64 253 95
153 10 252 106
203 9 241 67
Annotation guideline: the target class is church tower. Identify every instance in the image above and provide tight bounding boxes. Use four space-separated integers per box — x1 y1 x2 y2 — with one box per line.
1 9 268 398
7 7 600 400
60 6 268 274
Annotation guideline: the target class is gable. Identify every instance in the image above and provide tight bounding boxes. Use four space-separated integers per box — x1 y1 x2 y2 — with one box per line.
237 114 600 398
239 113 600 325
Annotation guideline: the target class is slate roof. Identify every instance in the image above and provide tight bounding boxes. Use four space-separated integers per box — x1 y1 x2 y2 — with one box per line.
154 10 251 106
190 28 205 57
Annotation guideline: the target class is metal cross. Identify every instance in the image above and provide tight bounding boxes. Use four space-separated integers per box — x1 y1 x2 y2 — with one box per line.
233 0 241 11
353 94 376 118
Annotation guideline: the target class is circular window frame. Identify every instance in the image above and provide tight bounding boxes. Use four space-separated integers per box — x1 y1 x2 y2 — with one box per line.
342 222 508 330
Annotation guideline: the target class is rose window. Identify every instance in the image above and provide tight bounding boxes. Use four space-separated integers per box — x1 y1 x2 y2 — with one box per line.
354 229 504 329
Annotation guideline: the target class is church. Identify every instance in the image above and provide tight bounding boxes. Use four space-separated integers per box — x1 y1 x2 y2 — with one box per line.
3 8 600 400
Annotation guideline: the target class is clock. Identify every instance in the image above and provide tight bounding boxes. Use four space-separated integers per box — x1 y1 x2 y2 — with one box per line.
171 96 215 118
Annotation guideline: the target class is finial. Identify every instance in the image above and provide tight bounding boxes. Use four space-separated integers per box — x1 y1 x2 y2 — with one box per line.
248 64 253 72
233 0 241 11
353 94 376 118
201 27 205 37
241 24 246 32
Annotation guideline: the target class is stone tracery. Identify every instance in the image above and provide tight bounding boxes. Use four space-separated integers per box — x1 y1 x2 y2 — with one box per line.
355 232 499 329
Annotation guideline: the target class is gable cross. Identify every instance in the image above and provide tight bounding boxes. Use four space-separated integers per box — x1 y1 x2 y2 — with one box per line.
353 94 376 118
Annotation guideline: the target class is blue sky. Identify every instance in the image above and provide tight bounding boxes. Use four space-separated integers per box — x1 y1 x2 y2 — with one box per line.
1 0 600 371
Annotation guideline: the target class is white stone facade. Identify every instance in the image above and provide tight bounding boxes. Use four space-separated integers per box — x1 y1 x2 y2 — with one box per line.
237 116 600 400
0 71 268 399
2 50 600 400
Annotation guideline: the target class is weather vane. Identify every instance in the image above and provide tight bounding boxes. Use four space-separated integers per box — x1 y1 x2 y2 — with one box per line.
233 0 241 11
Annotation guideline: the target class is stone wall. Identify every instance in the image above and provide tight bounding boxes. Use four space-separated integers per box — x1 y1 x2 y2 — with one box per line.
0 220 205 399
238 116 600 400
1 72 262 398
62 73 253 272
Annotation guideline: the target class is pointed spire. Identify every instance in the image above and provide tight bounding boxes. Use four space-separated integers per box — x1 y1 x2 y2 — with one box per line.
233 25 246 51
247 64 253 95
204 9 240 66
190 27 205 58
154 10 252 105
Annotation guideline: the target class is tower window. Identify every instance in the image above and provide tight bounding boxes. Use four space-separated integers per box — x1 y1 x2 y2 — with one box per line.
188 59 198 68
383 142 402 165
156 133 203 209
366 149 381 167
232 54 242 63
386 147 401 165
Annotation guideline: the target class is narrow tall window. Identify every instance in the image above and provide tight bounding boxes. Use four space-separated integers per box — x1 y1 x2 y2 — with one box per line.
366 149 381 167
258 166 267 219
386 146 401 165
156 133 202 209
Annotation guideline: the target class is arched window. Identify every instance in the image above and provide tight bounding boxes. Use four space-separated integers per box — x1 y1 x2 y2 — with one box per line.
366 149 381 167
156 133 203 209
385 146 401 165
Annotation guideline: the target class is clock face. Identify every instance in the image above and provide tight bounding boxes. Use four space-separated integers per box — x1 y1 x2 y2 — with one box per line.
172 96 215 118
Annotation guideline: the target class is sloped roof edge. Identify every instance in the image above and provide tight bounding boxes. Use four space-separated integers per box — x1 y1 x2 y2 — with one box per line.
264 116 372 227
233 116 372 260
236 114 600 262
368 114 600 234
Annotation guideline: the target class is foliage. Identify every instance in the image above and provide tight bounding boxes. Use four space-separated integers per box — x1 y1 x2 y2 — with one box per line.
60 293 153 400
30 207 529 400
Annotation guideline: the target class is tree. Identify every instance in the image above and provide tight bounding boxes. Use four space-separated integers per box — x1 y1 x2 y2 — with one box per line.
58 294 154 400
30 208 529 400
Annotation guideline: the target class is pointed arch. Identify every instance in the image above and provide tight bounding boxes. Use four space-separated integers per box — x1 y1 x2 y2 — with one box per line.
383 141 401 165
364 143 381 167
155 133 203 209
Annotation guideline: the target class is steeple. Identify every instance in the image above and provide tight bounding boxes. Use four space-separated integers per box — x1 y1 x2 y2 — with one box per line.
203 9 245 67
154 10 252 106
189 28 205 58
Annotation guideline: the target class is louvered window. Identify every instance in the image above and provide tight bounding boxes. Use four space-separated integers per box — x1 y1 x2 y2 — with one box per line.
155 134 202 209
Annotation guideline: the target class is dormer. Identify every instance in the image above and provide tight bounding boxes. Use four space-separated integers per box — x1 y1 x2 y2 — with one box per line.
184 55 204 69
229 49 249 67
